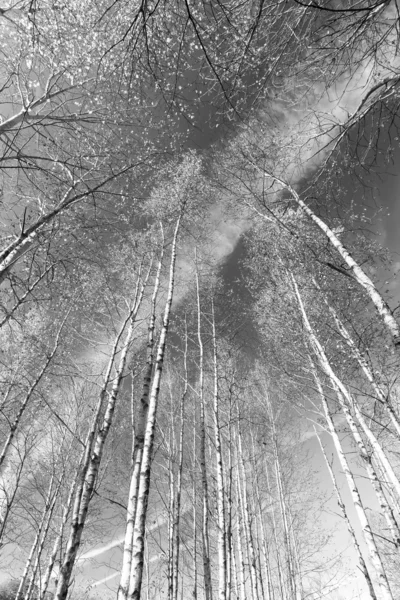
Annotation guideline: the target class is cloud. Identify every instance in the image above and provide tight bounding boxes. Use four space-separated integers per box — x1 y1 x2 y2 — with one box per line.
78 537 125 561
78 511 171 563
89 572 120 589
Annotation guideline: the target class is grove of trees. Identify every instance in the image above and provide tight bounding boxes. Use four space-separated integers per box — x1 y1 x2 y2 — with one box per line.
1 0 400 599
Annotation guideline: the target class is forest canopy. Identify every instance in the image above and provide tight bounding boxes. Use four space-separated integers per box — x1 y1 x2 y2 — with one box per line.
1 1 400 599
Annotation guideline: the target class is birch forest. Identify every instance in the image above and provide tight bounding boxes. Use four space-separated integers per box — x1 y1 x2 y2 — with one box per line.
2 1 400 599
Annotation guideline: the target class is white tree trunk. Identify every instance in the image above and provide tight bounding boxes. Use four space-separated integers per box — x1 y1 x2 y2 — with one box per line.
314 277 400 439
172 321 188 600
236 417 259 600
292 274 394 600
315 428 377 600
129 210 185 600
254 166 400 352
54 269 148 600
211 298 227 600
195 249 213 600
118 241 164 600
0 311 70 471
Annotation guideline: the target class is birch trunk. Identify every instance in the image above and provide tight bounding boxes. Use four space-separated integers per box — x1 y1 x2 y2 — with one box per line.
351 400 400 506
167 432 176 600
292 275 394 600
271 425 297 599
225 395 234 600
0 311 70 471
54 268 148 600
118 240 163 600
265 462 286 600
192 400 198 600
236 418 259 600
0 162 135 284
15 473 57 600
292 274 400 547
211 298 227 600
195 249 213 600
314 277 400 439
23 438 74 600
234 466 246 600
39 464 80 600
0 263 55 329
254 165 400 352
334 382 400 548
265 395 297 598
251 433 272 600
315 428 377 600
129 210 185 600
172 320 188 600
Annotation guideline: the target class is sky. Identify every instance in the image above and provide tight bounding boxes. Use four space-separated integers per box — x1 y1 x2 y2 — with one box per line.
1 6 400 599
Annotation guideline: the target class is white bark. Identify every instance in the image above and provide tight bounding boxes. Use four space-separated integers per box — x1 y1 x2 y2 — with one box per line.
292 275 394 600
195 249 213 600
129 209 185 600
118 240 164 600
0 311 70 471
315 429 377 600
192 399 198 600
15 473 57 600
314 277 400 439
0 163 135 283
0 263 55 329
253 165 400 352
236 418 259 600
211 298 227 600
265 460 286 600
54 266 148 600
269 408 297 600
39 462 80 600
167 433 176 600
172 321 188 600
234 465 246 600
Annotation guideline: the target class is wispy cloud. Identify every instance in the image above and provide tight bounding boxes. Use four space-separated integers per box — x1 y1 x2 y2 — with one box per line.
88 572 120 588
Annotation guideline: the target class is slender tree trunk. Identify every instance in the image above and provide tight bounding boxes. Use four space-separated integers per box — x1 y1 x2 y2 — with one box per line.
265 462 286 600
292 273 400 547
234 465 246 600
172 319 188 600
257 500 273 600
0 311 70 471
253 164 400 351
211 298 227 600
16 473 57 600
314 277 400 439
251 433 273 600
315 428 377 600
118 241 163 600
39 462 80 600
231 533 240 600
0 263 55 329
265 395 297 597
129 209 185 600
333 381 400 548
54 268 148 600
23 439 74 600
270 418 297 600
225 395 234 600
167 431 176 600
195 249 213 600
192 400 198 600
292 274 394 600
351 398 400 505
286 502 303 600
0 162 136 284
236 417 259 600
